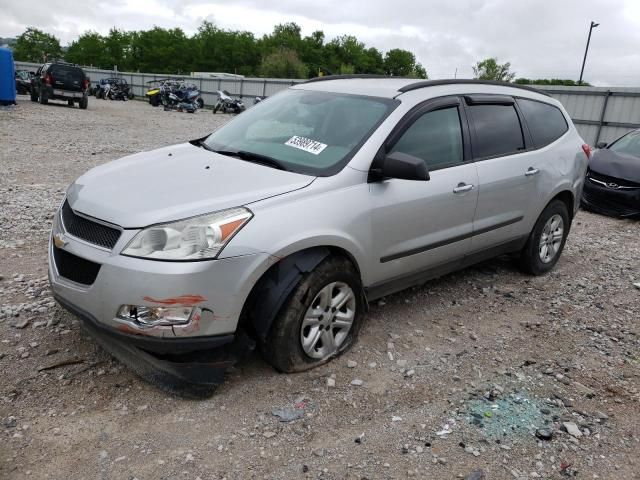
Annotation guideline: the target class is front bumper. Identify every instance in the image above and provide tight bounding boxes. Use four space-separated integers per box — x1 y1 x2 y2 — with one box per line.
47 204 268 393
581 176 640 218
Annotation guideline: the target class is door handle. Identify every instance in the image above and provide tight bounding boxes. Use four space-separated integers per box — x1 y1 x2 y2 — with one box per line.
525 167 540 176
453 183 474 194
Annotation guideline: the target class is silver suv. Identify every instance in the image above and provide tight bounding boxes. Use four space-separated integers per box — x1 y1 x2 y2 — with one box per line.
49 77 589 394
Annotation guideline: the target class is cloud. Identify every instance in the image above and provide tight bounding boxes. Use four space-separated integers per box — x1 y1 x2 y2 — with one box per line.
2 0 638 85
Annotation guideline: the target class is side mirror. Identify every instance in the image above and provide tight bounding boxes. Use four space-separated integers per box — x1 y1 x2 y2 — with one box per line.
596 141 607 149
380 151 430 181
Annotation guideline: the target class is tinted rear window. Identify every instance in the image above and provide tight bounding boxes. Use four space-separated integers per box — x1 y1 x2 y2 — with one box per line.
49 65 84 82
469 104 525 158
517 98 568 148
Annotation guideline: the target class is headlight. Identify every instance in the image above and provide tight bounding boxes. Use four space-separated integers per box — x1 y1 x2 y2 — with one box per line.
122 207 252 260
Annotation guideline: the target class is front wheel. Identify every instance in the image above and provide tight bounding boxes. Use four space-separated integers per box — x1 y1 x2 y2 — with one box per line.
196 98 204 109
262 256 364 373
518 200 570 275
213 104 219 114
128 92 134 100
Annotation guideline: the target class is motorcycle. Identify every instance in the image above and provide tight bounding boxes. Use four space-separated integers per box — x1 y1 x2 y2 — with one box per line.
145 79 179 107
213 90 245 114
162 82 202 113
107 83 129 101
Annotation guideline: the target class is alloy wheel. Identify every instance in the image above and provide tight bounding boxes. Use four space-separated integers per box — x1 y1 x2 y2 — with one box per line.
539 214 564 263
300 281 356 359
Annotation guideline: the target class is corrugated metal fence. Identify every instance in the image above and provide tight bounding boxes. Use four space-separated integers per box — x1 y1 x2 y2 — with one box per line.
14 62 640 146
536 85 640 145
14 61 303 111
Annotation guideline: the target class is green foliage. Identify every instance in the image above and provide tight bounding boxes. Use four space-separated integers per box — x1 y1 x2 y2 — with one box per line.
259 49 309 78
13 27 62 62
66 32 108 68
384 49 428 78
515 78 591 87
473 57 515 82
12 23 429 79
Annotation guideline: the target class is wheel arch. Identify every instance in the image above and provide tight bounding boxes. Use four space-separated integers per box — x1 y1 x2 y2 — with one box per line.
549 189 575 220
240 245 365 342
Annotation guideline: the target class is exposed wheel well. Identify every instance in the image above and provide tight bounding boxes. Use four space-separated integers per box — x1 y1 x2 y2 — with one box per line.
239 246 363 341
551 190 575 219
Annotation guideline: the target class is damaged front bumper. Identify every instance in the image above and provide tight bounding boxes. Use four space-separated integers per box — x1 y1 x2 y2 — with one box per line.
54 293 252 397
47 207 268 396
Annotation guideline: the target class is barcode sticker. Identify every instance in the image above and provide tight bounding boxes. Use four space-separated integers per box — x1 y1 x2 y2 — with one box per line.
284 136 328 155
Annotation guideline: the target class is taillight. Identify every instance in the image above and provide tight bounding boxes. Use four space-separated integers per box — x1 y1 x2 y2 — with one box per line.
82 79 89 90
582 144 591 159
44 73 53 85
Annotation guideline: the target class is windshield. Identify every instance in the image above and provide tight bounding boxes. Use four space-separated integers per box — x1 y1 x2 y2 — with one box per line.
203 89 397 175
609 131 640 158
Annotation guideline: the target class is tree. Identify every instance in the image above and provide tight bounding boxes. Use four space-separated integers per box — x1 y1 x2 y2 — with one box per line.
384 49 427 78
259 48 308 78
65 32 108 68
13 28 62 62
472 57 515 82
515 78 591 87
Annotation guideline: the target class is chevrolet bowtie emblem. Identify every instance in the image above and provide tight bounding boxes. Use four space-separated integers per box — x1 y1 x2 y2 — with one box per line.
53 233 68 249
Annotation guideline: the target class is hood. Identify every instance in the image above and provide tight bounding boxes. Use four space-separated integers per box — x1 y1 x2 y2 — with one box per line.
590 149 640 182
67 142 315 228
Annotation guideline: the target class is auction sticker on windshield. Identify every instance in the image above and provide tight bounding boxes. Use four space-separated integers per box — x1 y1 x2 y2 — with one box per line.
285 136 328 155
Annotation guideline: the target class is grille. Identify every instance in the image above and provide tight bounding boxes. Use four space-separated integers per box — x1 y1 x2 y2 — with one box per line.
61 200 121 249
587 170 640 189
53 246 101 285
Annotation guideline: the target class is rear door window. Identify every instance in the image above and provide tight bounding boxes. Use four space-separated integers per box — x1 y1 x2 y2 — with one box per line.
389 107 464 170
517 98 568 148
469 104 525 158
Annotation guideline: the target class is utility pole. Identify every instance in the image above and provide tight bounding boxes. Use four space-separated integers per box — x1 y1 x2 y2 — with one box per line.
578 21 599 85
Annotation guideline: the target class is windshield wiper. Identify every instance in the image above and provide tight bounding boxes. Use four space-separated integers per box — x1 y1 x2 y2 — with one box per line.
210 149 288 171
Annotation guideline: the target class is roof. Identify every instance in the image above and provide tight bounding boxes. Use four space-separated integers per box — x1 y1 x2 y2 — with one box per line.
294 74 549 99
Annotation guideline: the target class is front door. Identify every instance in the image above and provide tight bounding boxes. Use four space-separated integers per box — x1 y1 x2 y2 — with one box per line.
369 99 479 285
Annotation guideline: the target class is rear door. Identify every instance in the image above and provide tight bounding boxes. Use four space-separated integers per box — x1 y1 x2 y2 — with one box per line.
369 97 479 284
50 65 84 92
465 95 541 253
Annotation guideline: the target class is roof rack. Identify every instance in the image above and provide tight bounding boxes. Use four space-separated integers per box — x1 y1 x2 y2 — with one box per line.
302 75 548 97
303 74 404 84
398 79 549 96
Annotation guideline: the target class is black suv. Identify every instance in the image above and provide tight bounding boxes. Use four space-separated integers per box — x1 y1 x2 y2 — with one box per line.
30 61 89 109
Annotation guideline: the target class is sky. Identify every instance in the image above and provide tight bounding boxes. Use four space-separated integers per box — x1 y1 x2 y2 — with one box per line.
2 0 639 86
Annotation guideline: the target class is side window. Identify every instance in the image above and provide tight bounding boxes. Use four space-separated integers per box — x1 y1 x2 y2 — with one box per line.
517 98 568 148
390 107 464 170
469 104 524 158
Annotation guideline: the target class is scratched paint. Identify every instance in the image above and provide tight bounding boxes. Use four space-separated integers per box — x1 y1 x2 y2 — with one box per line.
142 294 207 306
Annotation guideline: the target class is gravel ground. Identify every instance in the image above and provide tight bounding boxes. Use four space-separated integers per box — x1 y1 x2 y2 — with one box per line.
1 96 639 480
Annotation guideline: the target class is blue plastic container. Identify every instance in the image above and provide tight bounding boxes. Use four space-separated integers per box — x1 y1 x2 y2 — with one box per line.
0 48 17 105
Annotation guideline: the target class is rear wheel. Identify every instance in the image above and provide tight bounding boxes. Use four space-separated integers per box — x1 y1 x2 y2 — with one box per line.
38 90 48 105
79 96 88 110
262 256 364 373
518 200 570 275
196 98 204 109
30 90 38 102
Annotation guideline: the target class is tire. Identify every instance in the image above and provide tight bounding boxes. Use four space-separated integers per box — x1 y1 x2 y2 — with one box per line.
196 98 204 109
68 99 75 107
213 104 219 114
79 96 88 110
518 200 570 275
30 90 38 102
38 90 48 105
128 92 134 100
262 256 364 373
